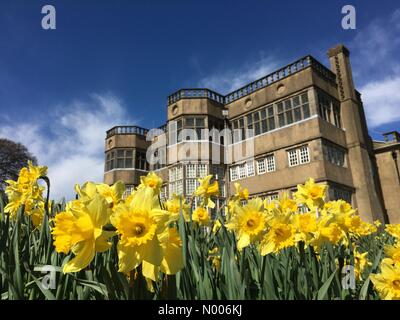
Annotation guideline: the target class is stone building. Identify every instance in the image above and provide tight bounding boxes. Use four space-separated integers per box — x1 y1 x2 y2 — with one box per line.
104 44 399 223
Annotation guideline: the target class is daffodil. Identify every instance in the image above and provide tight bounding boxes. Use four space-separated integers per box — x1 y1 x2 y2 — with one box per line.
277 192 298 213
193 175 219 208
164 194 190 222
386 224 400 239
260 218 296 255
4 161 47 221
225 198 267 251
138 172 163 194
75 181 125 210
233 183 249 201
370 261 400 300
310 221 345 250
212 219 222 233
192 206 211 226
292 212 318 244
382 243 400 267
111 187 169 274
353 249 372 280
141 227 184 281
294 178 326 210
52 194 114 273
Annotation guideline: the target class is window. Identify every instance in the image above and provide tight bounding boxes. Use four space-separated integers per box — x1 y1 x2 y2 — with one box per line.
160 185 167 201
105 151 115 171
333 101 341 128
230 166 239 181
180 117 206 141
232 118 245 142
329 185 352 203
169 166 183 196
257 155 275 174
198 164 207 178
257 159 266 174
323 142 346 167
186 178 198 195
299 146 310 164
318 91 341 128
230 161 255 181
277 92 310 128
288 149 299 167
266 155 276 172
247 105 275 137
136 150 148 171
238 164 246 179
288 146 310 167
106 149 134 170
185 164 207 195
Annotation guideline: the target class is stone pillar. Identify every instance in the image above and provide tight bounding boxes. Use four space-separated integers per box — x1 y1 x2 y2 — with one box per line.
327 44 386 222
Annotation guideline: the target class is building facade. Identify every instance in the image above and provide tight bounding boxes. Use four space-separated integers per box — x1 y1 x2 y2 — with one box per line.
104 44 399 223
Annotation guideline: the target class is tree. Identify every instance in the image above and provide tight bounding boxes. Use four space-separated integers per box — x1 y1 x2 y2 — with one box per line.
0 138 37 191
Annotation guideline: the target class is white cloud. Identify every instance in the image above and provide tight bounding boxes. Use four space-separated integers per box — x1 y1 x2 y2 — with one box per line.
0 94 137 201
359 76 400 128
350 8 400 128
198 55 281 94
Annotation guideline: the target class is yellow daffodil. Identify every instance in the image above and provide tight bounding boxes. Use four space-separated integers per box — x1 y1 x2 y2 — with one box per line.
294 178 326 210
382 243 400 267
212 219 222 233
225 198 267 251
163 194 190 222
292 212 318 244
4 161 47 221
370 261 400 300
193 175 219 208
386 224 400 239
75 181 125 210
208 247 221 271
353 249 372 280
260 218 296 255
233 183 249 201
310 222 345 250
52 194 114 273
141 227 184 281
139 172 163 194
111 187 169 274
278 192 298 213
192 206 211 226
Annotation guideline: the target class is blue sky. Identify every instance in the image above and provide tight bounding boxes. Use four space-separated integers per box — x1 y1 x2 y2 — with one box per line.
0 0 399 199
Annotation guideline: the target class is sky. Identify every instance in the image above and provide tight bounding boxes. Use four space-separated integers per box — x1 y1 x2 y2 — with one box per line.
0 0 399 200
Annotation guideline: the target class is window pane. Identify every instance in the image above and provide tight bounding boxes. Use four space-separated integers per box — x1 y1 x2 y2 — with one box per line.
254 122 260 135
186 118 194 126
277 102 283 113
125 150 133 157
293 96 300 106
261 119 268 133
303 104 310 118
125 159 133 168
196 118 205 127
254 112 260 121
294 107 302 122
284 100 292 110
278 114 285 127
269 117 275 130
301 92 309 103
117 159 124 168
268 106 274 117
117 150 124 158
286 111 293 124
260 109 267 119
